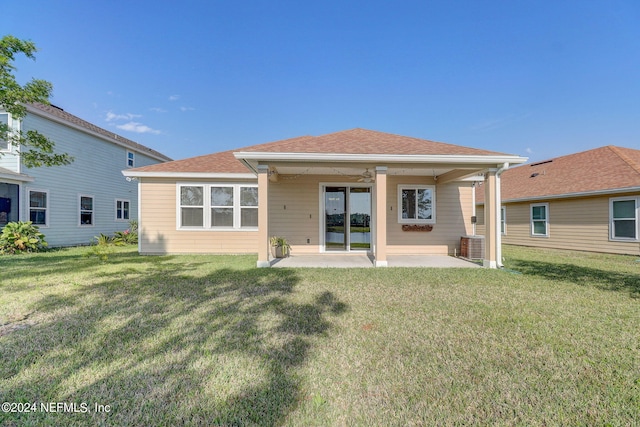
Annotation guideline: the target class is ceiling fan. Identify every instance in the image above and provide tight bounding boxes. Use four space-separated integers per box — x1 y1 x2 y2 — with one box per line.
357 168 375 183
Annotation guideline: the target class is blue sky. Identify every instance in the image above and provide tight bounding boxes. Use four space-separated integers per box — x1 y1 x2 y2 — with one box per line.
3 1 639 162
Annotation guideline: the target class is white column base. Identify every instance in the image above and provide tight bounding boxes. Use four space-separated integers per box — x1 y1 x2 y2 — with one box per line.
257 260 271 268
483 260 498 269
374 260 388 267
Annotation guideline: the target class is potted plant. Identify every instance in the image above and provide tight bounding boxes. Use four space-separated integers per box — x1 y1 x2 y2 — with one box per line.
270 236 291 258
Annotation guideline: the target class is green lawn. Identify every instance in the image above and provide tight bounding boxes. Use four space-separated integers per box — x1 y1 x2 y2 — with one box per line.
1 245 638 426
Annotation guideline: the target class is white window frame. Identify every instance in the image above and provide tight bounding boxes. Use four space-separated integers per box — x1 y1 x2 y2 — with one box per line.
115 199 130 221
609 196 639 241
176 183 258 231
126 151 135 168
27 188 49 228
397 184 436 224
0 112 14 152
78 194 95 227
530 203 549 237
501 205 506 235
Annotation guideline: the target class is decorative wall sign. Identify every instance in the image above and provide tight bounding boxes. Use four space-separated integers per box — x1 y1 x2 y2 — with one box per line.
401 224 433 232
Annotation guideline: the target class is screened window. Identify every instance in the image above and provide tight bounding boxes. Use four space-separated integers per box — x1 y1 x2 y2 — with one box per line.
79 195 94 226
398 185 435 224
180 186 204 227
177 184 258 230
29 190 48 226
531 203 549 236
116 199 130 221
610 198 638 240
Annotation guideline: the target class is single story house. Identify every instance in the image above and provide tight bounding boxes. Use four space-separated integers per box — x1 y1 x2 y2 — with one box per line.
123 128 527 267
475 145 640 256
1 103 171 246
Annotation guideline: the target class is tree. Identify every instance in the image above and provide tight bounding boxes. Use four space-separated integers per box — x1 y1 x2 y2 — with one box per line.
0 35 73 167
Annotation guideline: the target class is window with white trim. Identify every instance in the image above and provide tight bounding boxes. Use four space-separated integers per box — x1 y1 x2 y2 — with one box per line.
178 184 258 229
29 190 48 226
180 186 204 227
501 206 506 235
398 185 435 224
127 151 135 167
530 203 549 237
0 113 10 151
116 199 130 221
79 195 94 226
610 197 638 240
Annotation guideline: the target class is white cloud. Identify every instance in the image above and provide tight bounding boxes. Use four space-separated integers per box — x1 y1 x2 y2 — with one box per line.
525 147 533 154
150 107 167 113
116 121 161 135
180 106 195 112
168 95 180 101
106 111 141 122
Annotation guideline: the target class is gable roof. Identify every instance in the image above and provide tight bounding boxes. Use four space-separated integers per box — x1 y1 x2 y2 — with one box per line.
477 145 640 203
26 103 172 162
127 128 518 176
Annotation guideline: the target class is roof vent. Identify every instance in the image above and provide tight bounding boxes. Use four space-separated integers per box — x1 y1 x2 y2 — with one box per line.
530 160 552 167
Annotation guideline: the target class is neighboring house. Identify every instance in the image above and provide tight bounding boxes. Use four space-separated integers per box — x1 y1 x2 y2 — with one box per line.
475 145 640 256
123 128 526 267
0 103 171 246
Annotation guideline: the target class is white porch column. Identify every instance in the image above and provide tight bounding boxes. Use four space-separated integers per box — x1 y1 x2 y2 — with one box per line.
257 165 270 268
483 170 499 268
374 166 388 267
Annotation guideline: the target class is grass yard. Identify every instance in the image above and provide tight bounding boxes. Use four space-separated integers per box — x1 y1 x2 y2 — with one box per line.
0 245 638 426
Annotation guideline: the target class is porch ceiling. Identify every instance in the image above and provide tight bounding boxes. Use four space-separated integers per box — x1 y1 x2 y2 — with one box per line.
264 163 485 180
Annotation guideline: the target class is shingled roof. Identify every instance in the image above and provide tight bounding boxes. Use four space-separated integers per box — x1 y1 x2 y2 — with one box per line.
27 103 172 162
477 145 640 203
129 128 512 174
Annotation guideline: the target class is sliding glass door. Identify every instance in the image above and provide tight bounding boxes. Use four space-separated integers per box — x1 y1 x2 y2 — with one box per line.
324 186 371 251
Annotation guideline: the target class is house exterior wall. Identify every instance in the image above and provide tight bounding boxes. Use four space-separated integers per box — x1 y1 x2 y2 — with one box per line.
5 112 165 246
139 178 259 254
476 191 640 255
137 173 475 256
386 176 474 255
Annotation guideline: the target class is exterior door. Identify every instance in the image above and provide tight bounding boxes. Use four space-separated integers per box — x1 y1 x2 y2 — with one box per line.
324 186 371 251
325 187 346 250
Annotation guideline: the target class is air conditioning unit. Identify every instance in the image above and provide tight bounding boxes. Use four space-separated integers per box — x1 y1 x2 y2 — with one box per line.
460 236 485 260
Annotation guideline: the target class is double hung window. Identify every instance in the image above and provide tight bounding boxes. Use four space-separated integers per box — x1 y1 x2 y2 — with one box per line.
530 203 549 237
610 197 638 240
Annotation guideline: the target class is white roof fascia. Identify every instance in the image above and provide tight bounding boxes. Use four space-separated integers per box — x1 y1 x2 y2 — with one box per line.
121 170 257 179
234 151 528 165
476 186 640 205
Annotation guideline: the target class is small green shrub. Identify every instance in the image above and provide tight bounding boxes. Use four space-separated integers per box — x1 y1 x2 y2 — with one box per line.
0 221 48 254
94 233 113 246
113 229 137 245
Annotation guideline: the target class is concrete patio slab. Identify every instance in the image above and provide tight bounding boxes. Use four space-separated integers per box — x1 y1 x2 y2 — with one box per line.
271 254 480 268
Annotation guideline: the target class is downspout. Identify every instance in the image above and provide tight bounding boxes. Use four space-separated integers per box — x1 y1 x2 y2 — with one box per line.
495 162 509 267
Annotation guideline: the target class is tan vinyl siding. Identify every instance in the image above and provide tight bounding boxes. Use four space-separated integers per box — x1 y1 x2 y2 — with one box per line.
386 176 474 255
139 175 477 256
139 178 258 254
477 192 640 256
268 175 352 254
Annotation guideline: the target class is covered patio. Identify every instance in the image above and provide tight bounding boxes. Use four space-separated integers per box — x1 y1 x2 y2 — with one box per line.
271 254 481 268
